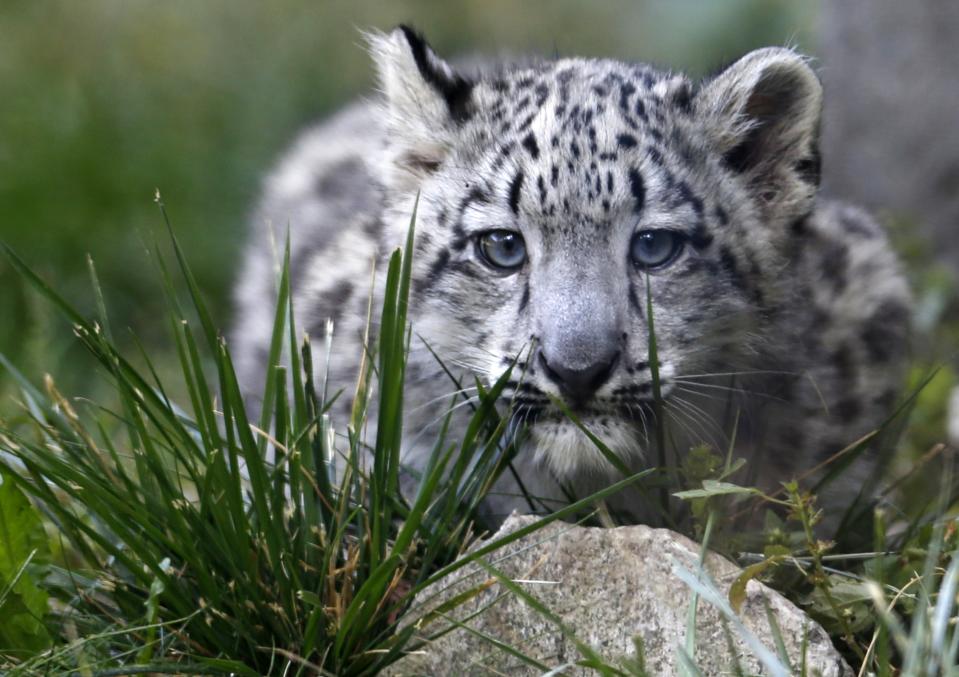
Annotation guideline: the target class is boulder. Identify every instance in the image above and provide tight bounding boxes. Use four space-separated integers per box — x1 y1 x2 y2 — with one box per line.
387 514 851 676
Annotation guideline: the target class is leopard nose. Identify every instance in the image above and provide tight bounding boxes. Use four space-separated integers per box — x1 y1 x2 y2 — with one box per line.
538 349 620 405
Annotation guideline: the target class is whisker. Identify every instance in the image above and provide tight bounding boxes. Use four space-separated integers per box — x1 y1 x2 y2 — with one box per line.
673 385 731 405
403 394 484 450
626 401 650 445
664 398 723 451
662 405 704 452
407 386 481 414
670 379 788 405
669 394 727 445
673 369 799 380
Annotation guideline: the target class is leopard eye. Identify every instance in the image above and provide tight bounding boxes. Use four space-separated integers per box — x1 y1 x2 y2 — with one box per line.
477 230 527 270
630 229 684 269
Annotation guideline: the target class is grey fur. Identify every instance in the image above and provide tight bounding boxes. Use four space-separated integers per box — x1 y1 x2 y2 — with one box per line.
232 28 911 528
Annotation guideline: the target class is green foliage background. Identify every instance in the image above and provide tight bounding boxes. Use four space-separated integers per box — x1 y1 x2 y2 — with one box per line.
0 0 817 396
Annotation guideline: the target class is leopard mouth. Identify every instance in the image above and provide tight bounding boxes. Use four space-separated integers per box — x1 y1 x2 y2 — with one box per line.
507 403 655 478
504 395 657 429
497 379 665 461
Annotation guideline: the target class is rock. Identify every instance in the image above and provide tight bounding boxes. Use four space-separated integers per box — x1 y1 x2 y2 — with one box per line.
387 514 851 676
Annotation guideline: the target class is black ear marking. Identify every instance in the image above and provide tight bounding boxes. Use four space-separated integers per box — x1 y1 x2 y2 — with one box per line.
398 25 475 122
669 81 693 113
723 127 762 174
794 149 822 187
711 63 822 189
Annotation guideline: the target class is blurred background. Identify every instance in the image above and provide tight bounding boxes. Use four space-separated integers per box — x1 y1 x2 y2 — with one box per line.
0 1 955 446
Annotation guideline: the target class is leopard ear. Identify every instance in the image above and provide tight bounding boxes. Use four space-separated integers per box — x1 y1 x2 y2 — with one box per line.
368 26 474 189
696 48 822 223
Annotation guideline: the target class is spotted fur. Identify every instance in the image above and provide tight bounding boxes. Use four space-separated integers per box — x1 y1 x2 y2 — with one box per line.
232 27 911 527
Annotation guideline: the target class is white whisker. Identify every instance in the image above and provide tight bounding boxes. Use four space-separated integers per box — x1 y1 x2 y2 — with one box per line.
407 386 481 414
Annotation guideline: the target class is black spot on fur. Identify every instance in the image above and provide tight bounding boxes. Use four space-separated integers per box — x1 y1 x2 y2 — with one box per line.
874 388 898 409
675 180 704 216
835 398 862 420
414 248 451 295
522 133 540 159
316 279 354 325
671 82 692 113
627 167 645 214
315 157 367 197
517 112 537 131
617 133 638 149
831 343 856 383
508 171 525 215
634 98 647 121
518 280 530 312
861 301 909 363
619 82 635 104
398 26 474 122
457 187 490 221
790 215 810 237
627 282 644 315
535 82 549 106
690 222 714 250
819 239 850 292
714 205 729 226
839 209 880 239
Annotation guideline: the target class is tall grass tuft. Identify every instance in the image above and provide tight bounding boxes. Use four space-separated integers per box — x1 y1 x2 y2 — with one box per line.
0 198 560 674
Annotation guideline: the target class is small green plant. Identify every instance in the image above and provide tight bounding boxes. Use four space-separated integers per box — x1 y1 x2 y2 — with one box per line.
0 470 52 658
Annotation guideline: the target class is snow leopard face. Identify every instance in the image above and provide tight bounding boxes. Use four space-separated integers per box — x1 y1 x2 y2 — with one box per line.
370 27 824 479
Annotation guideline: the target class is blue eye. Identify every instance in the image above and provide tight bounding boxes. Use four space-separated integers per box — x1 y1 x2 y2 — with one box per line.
478 230 527 270
630 230 684 269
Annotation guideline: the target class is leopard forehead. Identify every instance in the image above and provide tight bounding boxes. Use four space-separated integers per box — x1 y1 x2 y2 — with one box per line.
423 58 762 257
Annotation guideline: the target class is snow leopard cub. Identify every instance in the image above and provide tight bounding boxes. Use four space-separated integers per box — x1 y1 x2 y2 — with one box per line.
232 27 911 527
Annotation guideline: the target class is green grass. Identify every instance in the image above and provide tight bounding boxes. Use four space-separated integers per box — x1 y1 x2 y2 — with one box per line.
0 200 537 674
0 200 956 675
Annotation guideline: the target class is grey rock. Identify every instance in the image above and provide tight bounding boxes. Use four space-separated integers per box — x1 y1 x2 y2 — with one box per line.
387 514 851 676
